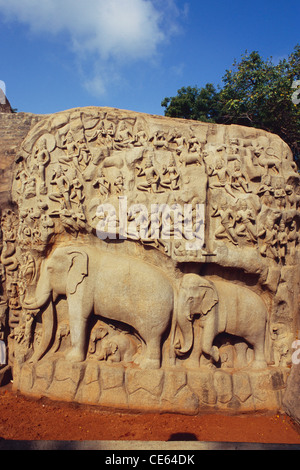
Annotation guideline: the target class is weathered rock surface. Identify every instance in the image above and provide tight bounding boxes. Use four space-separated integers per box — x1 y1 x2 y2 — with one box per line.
0 107 299 418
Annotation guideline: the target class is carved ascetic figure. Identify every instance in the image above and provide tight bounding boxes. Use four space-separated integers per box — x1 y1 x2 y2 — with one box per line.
175 274 268 369
23 246 174 369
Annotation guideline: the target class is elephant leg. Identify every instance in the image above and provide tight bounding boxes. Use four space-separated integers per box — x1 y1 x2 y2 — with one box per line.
201 326 219 363
251 339 267 369
66 294 93 362
137 336 162 370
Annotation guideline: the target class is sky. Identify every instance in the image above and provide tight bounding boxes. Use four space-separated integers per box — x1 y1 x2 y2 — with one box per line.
0 0 299 117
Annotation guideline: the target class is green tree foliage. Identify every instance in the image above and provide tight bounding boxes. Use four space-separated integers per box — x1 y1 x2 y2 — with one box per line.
162 46 300 166
161 83 220 122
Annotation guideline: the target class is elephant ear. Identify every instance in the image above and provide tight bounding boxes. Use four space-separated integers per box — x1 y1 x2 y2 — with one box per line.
200 284 218 315
67 250 89 295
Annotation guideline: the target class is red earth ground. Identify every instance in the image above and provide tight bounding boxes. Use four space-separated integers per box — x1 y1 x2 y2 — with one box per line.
0 384 299 443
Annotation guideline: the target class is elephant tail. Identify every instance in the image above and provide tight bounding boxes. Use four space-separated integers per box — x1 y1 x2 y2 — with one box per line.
28 298 56 363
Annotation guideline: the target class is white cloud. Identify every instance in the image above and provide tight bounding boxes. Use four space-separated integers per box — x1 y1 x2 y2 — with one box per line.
0 0 185 96
0 0 173 60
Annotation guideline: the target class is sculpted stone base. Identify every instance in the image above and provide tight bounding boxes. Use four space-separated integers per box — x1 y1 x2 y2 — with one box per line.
13 357 288 414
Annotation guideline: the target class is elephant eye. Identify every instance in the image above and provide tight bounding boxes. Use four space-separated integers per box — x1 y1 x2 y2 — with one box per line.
188 297 193 302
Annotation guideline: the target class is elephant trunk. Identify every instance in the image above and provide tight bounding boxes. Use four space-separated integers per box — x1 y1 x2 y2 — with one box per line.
22 292 50 311
22 266 52 311
174 294 194 357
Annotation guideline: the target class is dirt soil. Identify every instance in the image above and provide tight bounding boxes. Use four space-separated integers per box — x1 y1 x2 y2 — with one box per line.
0 384 299 444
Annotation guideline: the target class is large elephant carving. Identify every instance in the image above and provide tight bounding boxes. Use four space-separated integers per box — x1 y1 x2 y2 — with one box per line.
175 273 268 369
23 245 174 369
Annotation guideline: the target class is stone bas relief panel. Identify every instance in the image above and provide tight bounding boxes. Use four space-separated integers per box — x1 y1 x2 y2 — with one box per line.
0 106 299 414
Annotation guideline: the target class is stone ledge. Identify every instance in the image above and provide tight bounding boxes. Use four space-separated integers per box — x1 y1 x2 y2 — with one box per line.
13 358 289 415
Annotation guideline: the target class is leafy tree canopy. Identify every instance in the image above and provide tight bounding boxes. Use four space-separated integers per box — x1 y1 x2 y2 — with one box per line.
162 46 300 166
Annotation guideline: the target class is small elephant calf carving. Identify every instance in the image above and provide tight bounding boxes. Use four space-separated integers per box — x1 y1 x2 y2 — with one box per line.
89 324 138 363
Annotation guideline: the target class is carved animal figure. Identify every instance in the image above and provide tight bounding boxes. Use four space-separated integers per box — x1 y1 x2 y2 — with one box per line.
175 273 268 369
89 324 138 363
23 246 174 369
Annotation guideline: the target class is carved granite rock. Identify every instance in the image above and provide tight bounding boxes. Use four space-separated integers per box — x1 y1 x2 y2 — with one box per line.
0 106 299 415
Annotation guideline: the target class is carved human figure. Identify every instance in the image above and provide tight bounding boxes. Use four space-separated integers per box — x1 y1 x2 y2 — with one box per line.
188 131 202 154
70 177 85 205
76 135 91 169
161 155 180 190
287 220 299 257
59 132 80 170
276 219 288 262
270 323 293 367
113 172 125 194
49 201 79 235
114 120 134 149
15 165 29 195
169 128 186 154
207 158 236 198
93 170 111 198
35 139 50 195
235 199 257 242
211 198 238 245
104 121 116 149
226 138 241 162
49 165 72 209
274 181 286 210
133 122 148 147
256 174 274 206
136 155 160 193
231 160 251 193
24 177 37 200
127 204 149 240
258 216 278 259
